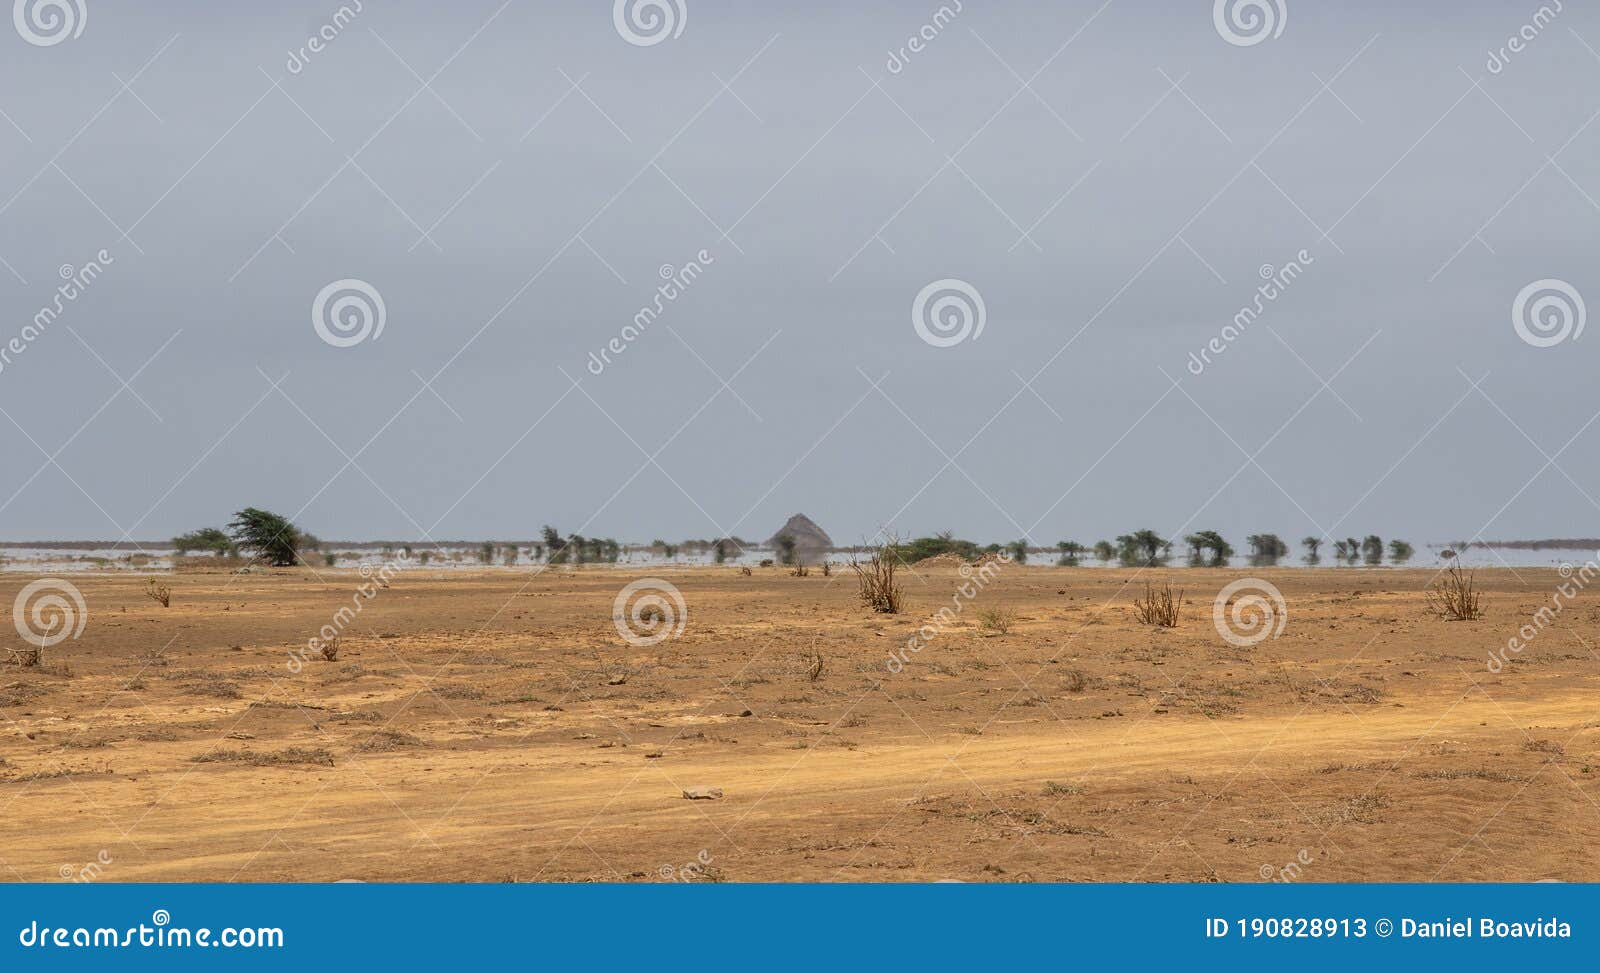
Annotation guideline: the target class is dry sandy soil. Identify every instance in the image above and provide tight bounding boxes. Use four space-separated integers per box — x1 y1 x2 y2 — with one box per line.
2 563 1597 883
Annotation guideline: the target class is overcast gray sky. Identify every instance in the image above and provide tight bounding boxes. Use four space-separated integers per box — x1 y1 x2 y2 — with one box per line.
0 0 1596 547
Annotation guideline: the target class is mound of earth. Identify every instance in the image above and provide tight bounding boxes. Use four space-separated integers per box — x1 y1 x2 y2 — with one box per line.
767 514 833 556
913 553 969 567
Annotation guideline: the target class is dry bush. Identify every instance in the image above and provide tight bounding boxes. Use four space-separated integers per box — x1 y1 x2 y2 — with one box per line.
739 566 752 576
977 607 1015 636
193 747 334 767
1133 580 1182 627
1426 560 1483 620
144 578 171 607
805 651 826 683
6 647 41 668
320 636 339 662
791 564 810 577
820 562 832 577
852 543 903 614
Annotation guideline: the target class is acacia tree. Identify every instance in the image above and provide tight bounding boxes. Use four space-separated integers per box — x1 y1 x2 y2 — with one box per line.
1006 540 1028 564
774 533 798 566
1116 529 1170 566
1388 539 1414 563
227 508 308 566
1246 533 1289 565
1301 536 1322 563
1093 540 1116 563
1184 530 1232 566
1362 535 1384 565
1056 541 1085 566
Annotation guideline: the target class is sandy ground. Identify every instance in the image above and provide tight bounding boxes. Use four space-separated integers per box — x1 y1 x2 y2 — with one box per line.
2 563 1597 883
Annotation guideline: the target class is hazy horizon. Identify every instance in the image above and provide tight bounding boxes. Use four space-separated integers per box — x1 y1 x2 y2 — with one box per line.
3 1 1597 548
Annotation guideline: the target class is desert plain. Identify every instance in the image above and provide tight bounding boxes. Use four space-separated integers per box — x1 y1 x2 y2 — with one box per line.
1 563 1597 883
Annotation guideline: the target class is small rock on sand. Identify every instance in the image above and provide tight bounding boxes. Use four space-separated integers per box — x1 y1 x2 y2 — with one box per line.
682 787 723 800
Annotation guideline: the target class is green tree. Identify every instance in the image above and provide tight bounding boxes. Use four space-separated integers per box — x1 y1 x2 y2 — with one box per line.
1056 541 1085 566
1006 539 1028 564
1388 539 1413 563
1301 536 1322 563
1184 530 1233 566
172 527 235 556
1116 529 1170 566
774 533 797 566
227 508 308 567
1093 540 1116 563
1362 535 1384 565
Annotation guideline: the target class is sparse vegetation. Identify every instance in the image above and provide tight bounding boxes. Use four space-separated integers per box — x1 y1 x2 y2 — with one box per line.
172 527 235 557
1426 558 1483 620
1302 536 1322 563
1056 541 1085 566
1246 533 1289 566
852 541 903 614
143 578 171 607
1133 580 1182 627
977 607 1015 635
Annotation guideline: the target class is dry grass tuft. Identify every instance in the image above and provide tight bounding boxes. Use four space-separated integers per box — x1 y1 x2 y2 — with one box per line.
977 607 1015 636
1133 580 1182 627
193 747 335 767
805 651 826 683
1426 559 1483 620
320 636 340 662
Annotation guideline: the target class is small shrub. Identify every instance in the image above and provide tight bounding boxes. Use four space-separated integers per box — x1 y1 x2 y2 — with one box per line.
820 562 832 577
144 578 171 608
739 566 752 576
976 607 1015 636
852 543 902 614
1426 559 1483 620
321 636 340 662
805 651 826 683
1133 580 1181 627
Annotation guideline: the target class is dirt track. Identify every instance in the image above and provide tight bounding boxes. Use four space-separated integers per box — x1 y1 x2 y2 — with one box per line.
3 565 1597 882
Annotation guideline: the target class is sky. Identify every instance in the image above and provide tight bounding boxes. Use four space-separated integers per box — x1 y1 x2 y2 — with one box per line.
0 0 1596 548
